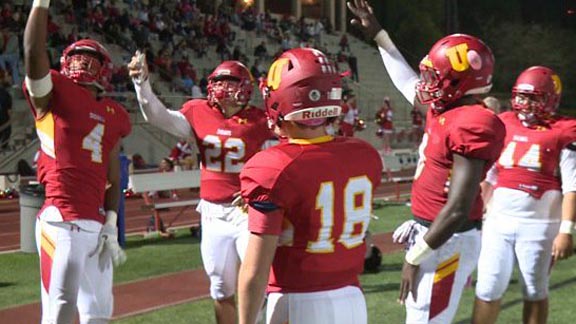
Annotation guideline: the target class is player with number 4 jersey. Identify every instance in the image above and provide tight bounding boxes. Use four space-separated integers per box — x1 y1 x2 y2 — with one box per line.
23 2 131 322
128 57 272 324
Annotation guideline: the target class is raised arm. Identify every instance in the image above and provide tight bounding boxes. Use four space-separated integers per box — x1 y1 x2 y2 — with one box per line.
23 0 53 118
127 52 192 138
347 0 420 106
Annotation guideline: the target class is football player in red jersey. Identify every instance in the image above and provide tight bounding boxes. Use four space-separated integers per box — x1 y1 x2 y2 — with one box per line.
128 56 273 323
238 47 382 324
23 2 131 323
473 67 576 324
348 1 506 322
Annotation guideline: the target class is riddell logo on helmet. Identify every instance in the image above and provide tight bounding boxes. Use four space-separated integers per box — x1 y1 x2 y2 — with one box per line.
301 107 340 119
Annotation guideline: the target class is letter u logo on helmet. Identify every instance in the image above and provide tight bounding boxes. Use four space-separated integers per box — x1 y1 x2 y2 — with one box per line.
416 34 494 112
60 39 112 91
264 48 342 127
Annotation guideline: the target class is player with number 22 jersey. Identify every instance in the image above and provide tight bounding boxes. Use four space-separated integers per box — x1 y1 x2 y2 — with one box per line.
179 100 270 202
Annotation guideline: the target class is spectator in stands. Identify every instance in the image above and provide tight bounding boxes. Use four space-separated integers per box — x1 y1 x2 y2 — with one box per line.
339 33 350 52
232 45 242 61
375 97 395 155
0 69 11 150
311 19 324 47
339 90 358 137
169 139 194 162
254 41 268 61
410 105 425 147
132 154 149 170
281 34 292 51
0 27 21 87
191 78 204 99
149 157 178 200
348 52 359 82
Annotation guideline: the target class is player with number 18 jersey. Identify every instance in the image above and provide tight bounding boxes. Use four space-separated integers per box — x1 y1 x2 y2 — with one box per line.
241 136 383 293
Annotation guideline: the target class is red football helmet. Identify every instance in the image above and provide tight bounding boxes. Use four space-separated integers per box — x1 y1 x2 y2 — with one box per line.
60 39 113 91
511 66 562 125
416 34 494 111
262 48 342 127
207 61 254 109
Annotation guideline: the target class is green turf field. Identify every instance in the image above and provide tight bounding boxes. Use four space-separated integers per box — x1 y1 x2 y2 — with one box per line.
2 204 576 323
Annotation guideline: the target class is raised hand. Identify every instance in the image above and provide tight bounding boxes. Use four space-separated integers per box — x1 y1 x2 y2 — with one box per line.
347 0 383 40
127 50 149 84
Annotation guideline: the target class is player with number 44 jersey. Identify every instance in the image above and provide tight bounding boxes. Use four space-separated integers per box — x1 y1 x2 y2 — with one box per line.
474 66 576 324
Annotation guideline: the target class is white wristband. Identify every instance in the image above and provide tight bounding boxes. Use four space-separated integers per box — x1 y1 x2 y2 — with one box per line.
33 0 50 8
25 74 53 97
559 220 575 235
405 238 433 266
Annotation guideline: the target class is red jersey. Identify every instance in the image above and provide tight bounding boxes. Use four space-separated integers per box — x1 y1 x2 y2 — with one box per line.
411 105 505 222
24 70 131 223
179 101 271 203
240 136 383 293
376 107 393 130
494 112 576 198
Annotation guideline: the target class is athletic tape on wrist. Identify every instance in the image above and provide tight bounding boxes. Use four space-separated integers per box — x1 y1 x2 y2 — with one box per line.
405 238 433 266
25 74 53 98
559 220 575 235
33 0 50 8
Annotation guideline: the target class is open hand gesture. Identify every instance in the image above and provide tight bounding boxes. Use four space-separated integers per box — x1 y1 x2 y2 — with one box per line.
347 0 383 40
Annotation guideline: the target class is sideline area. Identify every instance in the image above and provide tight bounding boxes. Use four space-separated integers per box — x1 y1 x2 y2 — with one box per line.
0 232 401 322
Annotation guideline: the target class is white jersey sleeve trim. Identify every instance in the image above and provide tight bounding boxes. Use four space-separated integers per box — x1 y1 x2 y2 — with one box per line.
560 148 576 193
374 30 420 106
133 80 192 138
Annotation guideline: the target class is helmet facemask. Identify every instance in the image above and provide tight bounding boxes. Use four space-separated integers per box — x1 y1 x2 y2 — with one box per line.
511 91 551 126
64 51 105 89
60 40 112 92
208 77 247 109
416 66 448 111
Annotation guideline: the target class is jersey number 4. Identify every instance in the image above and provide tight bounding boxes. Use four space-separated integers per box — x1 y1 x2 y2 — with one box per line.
82 123 105 163
307 176 373 253
498 141 542 170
